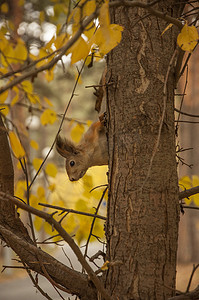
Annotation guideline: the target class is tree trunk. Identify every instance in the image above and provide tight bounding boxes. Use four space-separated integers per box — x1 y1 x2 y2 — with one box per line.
105 2 184 299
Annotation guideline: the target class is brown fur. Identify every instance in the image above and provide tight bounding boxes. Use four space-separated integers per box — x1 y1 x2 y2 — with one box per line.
56 119 108 181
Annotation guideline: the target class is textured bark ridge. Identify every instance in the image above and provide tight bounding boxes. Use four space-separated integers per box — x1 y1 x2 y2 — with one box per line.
105 1 185 299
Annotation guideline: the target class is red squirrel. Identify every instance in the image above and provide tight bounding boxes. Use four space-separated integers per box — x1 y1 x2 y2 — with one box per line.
56 116 108 181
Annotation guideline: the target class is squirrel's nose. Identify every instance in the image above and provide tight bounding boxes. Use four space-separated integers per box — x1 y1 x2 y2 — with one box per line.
70 177 75 181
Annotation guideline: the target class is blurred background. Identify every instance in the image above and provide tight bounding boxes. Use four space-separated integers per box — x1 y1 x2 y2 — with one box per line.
0 0 199 299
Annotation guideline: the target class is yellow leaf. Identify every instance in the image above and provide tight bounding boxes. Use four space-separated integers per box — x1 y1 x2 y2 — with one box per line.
9 131 25 159
44 96 53 107
45 163 58 178
71 123 85 143
33 157 43 171
40 11 45 22
36 48 48 67
82 174 93 199
101 261 109 271
30 194 38 208
83 0 96 18
44 36 55 51
21 80 33 94
84 23 97 40
34 216 44 231
177 24 198 52
92 24 123 56
70 8 81 34
193 194 199 206
0 67 8 74
179 176 192 190
15 180 26 201
37 186 45 198
11 91 20 106
192 175 199 187
161 23 173 36
70 37 90 64
30 140 39 150
103 24 123 54
13 42 28 61
0 105 9 116
48 183 56 192
40 108 57 126
0 31 9 51
45 69 54 82
54 33 67 49
1 3 9 13
29 53 38 61
99 0 110 28
19 0 24 6
87 120 93 127
27 93 41 105
0 90 8 103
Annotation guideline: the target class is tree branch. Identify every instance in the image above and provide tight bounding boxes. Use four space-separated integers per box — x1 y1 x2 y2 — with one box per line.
0 191 112 300
0 9 99 95
168 285 199 300
0 224 96 299
39 202 106 220
179 185 199 200
0 1 183 96
175 108 199 118
109 1 183 29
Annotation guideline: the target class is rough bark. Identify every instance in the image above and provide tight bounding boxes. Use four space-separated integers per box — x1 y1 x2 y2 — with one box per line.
105 1 185 299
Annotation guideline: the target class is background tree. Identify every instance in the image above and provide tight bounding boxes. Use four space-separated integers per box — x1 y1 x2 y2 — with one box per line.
0 0 199 299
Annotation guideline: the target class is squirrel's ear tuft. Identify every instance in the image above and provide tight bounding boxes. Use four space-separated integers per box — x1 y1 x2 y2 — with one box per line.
56 136 78 157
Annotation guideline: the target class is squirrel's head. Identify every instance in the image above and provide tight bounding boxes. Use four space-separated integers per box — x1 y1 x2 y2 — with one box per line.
56 135 88 181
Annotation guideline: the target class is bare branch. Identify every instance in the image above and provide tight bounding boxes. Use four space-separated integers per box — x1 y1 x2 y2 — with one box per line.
39 202 106 220
168 285 199 300
0 0 183 97
175 108 199 118
83 187 108 259
109 1 183 29
0 9 99 95
0 191 112 300
0 224 96 299
29 58 86 189
186 264 199 292
179 185 199 200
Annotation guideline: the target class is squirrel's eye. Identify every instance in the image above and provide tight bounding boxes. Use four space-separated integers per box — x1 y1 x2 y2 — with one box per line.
70 160 75 167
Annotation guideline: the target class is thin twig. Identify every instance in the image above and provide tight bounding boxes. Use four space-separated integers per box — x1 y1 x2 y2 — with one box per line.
83 187 108 260
109 1 183 29
22 261 53 300
39 202 106 221
0 191 112 300
20 158 37 244
175 108 199 118
183 206 199 210
186 264 199 292
0 9 99 95
176 66 188 128
29 58 87 190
